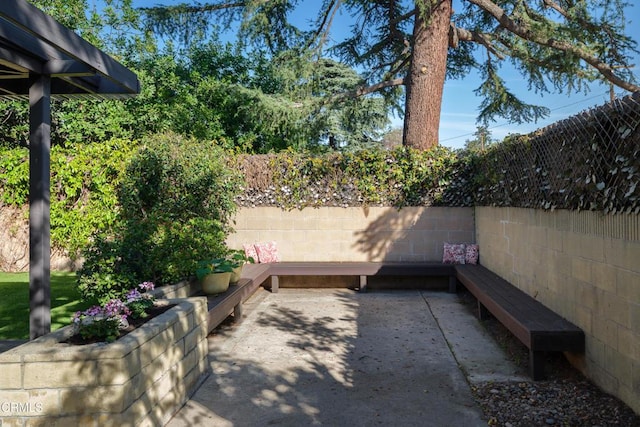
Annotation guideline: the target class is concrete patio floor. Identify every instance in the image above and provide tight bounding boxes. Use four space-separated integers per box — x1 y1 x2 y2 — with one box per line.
167 288 527 427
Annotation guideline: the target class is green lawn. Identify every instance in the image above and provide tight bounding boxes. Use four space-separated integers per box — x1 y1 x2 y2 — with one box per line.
0 272 91 340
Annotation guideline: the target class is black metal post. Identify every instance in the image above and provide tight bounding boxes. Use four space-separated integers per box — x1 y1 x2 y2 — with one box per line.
29 73 51 339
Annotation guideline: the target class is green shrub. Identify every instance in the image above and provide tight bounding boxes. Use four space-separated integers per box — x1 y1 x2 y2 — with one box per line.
0 140 136 258
77 132 243 303
0 147 29 206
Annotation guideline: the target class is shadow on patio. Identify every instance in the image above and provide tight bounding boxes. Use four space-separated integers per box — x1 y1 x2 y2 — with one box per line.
167 289 484 426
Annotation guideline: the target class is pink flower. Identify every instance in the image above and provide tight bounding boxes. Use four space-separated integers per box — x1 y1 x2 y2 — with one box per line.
139 281 155 292
72 311 82 324
104 299 130 317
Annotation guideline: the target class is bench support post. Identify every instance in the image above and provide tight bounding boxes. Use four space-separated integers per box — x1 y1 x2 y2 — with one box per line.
233 302 243 322
477 301 490 320
448 276 457 293
271 275 279 293
530 350 545 381
359 275 367 292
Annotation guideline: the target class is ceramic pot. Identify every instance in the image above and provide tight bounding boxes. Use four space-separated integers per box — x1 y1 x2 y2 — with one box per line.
230 265 243 283
201 272 231 294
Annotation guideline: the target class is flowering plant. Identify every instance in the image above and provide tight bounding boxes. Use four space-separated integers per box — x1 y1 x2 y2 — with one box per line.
72 299 130 343
125 281 156 319
72 281 155 343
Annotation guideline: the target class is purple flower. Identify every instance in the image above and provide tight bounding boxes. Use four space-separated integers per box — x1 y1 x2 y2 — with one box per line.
85 306 102 317
126 289 142 303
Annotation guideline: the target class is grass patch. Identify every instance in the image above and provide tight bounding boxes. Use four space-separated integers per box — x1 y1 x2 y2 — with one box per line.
0 272 91 340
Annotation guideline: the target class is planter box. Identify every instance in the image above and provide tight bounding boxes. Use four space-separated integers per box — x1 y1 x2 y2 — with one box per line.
0 298 209 426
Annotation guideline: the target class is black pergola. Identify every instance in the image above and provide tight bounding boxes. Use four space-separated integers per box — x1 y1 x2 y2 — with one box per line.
0 0 140 339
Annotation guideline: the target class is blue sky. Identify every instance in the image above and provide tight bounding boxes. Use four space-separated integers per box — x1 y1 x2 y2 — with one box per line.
113 0 639 149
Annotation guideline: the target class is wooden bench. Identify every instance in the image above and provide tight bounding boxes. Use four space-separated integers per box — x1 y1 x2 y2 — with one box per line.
268 261 457 293
204 263 271 332
453 264 585 380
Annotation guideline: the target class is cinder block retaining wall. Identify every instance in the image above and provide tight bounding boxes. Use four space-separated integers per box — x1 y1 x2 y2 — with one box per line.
227 207 475 262
476 207 640 414
0 298 209 426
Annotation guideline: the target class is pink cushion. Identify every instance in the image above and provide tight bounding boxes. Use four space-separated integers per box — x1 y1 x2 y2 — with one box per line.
243 243 258 262
465 244 479 265
254 241 280 263
443 243 466 264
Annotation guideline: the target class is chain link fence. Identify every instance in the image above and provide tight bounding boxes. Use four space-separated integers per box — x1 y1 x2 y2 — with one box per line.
475 92 640 214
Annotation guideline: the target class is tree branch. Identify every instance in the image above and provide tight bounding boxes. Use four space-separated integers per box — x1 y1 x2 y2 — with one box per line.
306 0 342 53
327 77 405 103
541 0 570 19
466 0 640 93
139 2 246 14
450 25 505 59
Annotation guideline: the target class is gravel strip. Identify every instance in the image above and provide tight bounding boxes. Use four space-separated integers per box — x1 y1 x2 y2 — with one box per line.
472 378 640 426
458 292 640 426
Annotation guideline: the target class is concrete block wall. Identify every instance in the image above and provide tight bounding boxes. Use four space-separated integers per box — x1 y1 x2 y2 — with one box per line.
0 298 209 426
227 206 475 262
150 279 200 300
476 207 640 414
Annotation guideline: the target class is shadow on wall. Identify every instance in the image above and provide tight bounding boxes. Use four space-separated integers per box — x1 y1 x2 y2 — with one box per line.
353 207 474 262
0 205 81 272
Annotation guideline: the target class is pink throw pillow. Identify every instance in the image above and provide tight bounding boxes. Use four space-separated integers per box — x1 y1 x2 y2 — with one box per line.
465 244 479 265
443 243 466 264
254 241 280 263
243 243 259 262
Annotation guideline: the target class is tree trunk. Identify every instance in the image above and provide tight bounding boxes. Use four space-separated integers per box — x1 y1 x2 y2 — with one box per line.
403 0 452 150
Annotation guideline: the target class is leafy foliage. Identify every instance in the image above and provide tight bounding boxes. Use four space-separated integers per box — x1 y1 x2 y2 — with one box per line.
76 133 243 303
0 139 136 255
464 125 496 152
234 146 476 209
0 35 389 153
0 99 135 148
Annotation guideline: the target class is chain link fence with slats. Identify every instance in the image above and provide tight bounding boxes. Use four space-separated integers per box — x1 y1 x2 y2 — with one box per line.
475 92 640 214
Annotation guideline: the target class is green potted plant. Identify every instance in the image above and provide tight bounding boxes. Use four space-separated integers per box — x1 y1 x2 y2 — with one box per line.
226 250 255 283
196 258 235 294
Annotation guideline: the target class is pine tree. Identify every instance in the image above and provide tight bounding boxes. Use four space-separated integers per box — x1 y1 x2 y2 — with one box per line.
141 0 639 150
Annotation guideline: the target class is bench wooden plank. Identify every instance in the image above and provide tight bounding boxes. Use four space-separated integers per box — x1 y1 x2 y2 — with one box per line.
268 261 454 276
454 264 584 380
267 262 455 292
456 265 584 348
204 282 246 332
200 260 583 381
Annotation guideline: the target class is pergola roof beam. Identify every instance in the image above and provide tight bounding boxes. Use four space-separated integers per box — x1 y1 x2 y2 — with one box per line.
0 1 139 97
44 60 95 77
0 45 41 74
